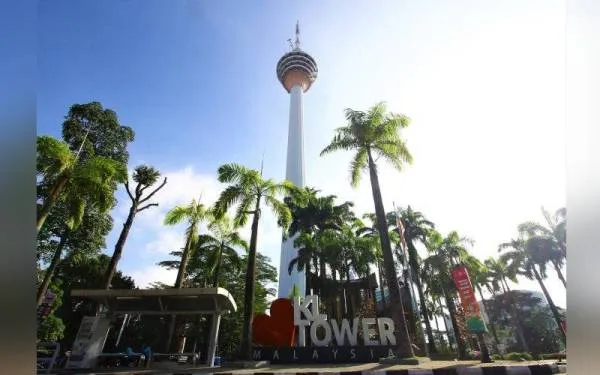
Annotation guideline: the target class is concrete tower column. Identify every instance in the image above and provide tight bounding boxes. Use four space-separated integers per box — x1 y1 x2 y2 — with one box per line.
275 23 318 299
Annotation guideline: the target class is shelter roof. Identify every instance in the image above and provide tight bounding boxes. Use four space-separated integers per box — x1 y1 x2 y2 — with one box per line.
70 287 237 315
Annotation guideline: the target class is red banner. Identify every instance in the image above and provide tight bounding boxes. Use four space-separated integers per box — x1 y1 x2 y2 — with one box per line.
451 265 486 333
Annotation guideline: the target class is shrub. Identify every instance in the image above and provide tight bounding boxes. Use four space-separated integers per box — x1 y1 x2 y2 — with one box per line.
491 354 504 360
505 352 533 361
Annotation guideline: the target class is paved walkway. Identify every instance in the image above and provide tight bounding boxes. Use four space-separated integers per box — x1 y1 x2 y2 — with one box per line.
52 360 561 375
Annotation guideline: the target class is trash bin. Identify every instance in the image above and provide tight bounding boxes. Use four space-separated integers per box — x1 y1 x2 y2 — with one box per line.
214 356 221 366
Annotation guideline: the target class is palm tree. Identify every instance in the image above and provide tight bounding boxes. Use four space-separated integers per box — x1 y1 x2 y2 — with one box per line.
285 188 355 290
36 136 126 306
422 231 472 359
163 197 211 351
213 163 295 360
103 165 167 289
320 102 414 358
202 216 247 288
484 256 530 352
36 135 126 233
518 208 566 288
390 206 438 354
499 235 566 343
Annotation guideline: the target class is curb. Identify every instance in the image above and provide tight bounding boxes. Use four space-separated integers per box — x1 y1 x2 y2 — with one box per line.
212 364 559 375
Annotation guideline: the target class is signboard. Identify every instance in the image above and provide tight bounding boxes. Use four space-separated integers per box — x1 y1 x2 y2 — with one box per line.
252 295 398 363
451 265 487 333
65 316 111 369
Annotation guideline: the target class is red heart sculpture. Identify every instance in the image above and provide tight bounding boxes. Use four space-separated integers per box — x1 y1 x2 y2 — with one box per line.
252 298 296 347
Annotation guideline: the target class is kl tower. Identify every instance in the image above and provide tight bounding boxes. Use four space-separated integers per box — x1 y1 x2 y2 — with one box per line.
276 22 318 298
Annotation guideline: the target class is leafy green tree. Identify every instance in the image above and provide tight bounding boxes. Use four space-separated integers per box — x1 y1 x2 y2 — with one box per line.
103 165 167 289
484 290 565 354
499 235 566 343
37 102 135 301
37 284 66 343
484 256 530 352
214 163 295 360
61 102 134 168
320 102 414 358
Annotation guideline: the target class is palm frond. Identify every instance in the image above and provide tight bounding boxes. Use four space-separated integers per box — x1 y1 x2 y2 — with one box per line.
217 163 253 184
164 205 191 225
36 136 75 176
266 195 292 230
349 148 368 187
320 133 359 156
214 185 245 218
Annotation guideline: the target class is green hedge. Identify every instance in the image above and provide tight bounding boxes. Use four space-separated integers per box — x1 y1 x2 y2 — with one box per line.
505 352 534 361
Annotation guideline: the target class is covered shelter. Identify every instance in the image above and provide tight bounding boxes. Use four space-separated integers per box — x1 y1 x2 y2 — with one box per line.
70 287 237 368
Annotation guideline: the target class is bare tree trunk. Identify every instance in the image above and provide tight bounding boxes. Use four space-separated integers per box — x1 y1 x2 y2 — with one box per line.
103 205 137 289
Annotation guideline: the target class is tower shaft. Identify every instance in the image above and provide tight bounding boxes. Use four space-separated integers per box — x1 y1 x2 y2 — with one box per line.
278 84 306 298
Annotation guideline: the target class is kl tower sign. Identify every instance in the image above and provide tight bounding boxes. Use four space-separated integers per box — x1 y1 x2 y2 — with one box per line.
276 22 318 298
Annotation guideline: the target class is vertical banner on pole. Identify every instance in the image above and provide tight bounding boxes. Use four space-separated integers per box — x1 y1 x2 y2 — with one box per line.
451 265 487 333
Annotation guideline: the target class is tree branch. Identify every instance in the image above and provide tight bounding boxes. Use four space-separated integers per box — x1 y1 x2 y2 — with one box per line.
124 180 135 202
137 203 159 213
139 177 168 204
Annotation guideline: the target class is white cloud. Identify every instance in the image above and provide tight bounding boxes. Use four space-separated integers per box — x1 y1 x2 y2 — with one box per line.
129 265 177 289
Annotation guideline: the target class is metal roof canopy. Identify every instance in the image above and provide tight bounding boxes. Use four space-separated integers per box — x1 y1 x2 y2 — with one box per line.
71 287 237 315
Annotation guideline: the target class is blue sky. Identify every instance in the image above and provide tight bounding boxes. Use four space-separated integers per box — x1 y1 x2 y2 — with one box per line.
37 1 566 307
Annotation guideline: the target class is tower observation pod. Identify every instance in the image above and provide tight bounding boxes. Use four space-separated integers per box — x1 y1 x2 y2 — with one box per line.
276 22 318 299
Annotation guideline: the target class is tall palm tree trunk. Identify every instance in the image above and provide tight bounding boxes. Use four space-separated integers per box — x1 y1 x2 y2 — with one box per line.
367 149 414 358
377 260 387 308
551 260 567 288
407 242 437 353
530 265 566 342
37 175 68 232
103 205 137 289
165 235 194 352
37 230 69 306
239 198 261 360
443 289 468 359
500 278 530 352
212 242 225 288
438 298 450 346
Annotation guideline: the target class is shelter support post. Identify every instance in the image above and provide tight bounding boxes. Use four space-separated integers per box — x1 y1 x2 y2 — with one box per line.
206 312 221 367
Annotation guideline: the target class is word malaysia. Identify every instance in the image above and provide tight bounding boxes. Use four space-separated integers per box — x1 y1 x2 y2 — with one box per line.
252 295 398 364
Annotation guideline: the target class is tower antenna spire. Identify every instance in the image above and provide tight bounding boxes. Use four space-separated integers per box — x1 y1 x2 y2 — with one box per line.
294 21 300 50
